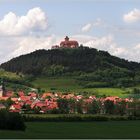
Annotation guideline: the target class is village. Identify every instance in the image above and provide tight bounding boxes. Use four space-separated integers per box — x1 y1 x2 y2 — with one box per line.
0 79 135 115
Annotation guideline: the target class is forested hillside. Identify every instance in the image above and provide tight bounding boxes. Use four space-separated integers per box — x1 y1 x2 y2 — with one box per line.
1 46 140 90
1 47 140 76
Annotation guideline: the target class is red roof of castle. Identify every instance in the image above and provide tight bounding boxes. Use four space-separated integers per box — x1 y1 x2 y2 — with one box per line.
60 40 79 46
60 36 79 48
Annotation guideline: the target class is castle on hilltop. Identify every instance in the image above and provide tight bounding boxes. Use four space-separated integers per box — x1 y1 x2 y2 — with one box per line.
52 36 79 49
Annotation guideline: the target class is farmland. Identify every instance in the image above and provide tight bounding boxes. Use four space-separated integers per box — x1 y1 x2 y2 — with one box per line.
0 121 140 139
32 76 130 97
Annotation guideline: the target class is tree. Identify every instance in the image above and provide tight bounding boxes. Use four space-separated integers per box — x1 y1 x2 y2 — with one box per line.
57 98 70 114
76 99 83 114
115 100 127 116
104 100 115 114
87 100 101 114
68 99 76 113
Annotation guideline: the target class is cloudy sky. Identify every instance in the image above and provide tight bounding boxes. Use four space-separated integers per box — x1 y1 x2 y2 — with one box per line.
0 0 140 63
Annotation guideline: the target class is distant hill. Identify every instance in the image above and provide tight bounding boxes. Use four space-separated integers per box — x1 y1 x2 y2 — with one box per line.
1 47 140 76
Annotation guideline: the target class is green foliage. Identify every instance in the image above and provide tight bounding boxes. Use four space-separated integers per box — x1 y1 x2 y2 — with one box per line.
76 99 84 114
129 88 140 98
42 65 65 76
0 68 21 79
23 114 109 122
0 98 14 109
1 47 140 90
78 68 138 88
104 100 115 114
1 47 140 76
132 88 140 94
115 100 127 116
0 109 26 131
57 98 70 114
83 82 110 88
128 100 140 116
87 100 101 114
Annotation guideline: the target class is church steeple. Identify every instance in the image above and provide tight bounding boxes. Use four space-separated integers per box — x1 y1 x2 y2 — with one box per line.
0 79 6 97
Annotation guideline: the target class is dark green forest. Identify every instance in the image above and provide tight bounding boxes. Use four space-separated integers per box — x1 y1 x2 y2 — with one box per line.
1 46 140 88
1 47 140 75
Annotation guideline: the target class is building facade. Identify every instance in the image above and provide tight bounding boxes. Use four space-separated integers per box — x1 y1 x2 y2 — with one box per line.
52 36 79 49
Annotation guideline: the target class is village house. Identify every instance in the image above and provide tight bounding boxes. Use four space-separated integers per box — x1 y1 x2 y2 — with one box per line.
0 104 6 110
9 104 21 112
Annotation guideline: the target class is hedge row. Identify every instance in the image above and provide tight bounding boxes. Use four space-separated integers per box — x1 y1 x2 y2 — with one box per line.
22 114 140 122
23 115 108 122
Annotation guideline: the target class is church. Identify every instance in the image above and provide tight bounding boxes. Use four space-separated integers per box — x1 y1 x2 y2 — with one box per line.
52 36 79 49
0 80 6 97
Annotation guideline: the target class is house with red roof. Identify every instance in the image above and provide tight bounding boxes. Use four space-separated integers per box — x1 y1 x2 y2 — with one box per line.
42 92 54 99
5 91 14 97
18 91 25 97
19 96 31 102
9 104 21 112
0 97 9 100
0 104 6 110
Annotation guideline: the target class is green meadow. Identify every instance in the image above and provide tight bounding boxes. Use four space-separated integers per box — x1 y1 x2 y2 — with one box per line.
0 121 140 139
32 76 130 97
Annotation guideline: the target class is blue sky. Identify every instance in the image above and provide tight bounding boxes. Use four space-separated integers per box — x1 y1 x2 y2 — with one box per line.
0 0 140 63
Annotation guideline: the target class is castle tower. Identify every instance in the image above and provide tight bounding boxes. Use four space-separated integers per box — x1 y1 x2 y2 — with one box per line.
65 36 69 41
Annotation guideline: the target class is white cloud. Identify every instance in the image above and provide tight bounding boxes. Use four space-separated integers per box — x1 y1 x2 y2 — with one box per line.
81 18 102 32
135 43 140 49
0 7 140 64
9 35 58 58
0 7 47 36
81 23 92 32
123 8 140 23
72 34 114 51
71 34 140 62
84 35 113 50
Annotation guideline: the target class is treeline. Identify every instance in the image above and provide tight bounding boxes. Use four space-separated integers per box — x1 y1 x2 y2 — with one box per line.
54 98 140 116
77 68 140 87
29 97 140 117
1 47 140 76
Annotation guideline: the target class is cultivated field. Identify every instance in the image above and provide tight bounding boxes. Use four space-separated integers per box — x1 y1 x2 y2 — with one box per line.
32 76 130 97
0 121 140 139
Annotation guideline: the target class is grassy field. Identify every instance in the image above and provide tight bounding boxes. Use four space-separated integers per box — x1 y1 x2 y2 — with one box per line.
32 76 81 91
0 69 21 79
0 121 140 139
32 76 129 97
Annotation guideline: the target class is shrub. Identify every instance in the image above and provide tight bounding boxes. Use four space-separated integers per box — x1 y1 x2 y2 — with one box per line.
82 115 109 121
104 100 115 114
0 109 26 131
23 114 109 122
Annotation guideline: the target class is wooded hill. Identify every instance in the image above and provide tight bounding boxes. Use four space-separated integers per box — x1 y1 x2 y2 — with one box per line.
1 47 140 76
1 46 140 88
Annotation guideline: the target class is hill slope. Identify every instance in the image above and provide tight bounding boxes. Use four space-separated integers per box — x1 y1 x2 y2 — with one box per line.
1 47 140 76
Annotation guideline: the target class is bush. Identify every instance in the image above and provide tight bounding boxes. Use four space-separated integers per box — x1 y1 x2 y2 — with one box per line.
0 109 26 131
110 116 128 121
84 82 110 88
82 115 109 121
23 114 109 122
